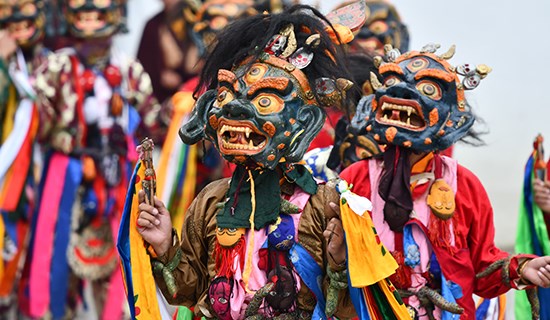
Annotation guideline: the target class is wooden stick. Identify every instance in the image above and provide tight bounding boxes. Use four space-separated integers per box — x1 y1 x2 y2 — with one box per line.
139 138 156 206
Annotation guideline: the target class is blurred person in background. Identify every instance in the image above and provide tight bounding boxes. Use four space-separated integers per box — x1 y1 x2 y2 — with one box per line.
515 135 550 320
137 0 202 104
0 0 53 315
18 0 170 318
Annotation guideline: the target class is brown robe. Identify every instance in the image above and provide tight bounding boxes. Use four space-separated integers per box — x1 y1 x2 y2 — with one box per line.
154 178 356 318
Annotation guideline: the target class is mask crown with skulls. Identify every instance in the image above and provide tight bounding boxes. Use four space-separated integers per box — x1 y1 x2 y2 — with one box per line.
61 0 128 39
180 5 356 170
351 43 490 152
0 0 49 48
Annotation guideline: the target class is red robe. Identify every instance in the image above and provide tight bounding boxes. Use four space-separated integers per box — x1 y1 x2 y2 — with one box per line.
340 158 533 319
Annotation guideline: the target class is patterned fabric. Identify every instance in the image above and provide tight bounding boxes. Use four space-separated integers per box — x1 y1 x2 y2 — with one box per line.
0 47 45 308
22 48 166 318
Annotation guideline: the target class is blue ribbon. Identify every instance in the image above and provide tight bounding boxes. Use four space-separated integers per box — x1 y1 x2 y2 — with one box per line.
50 157 82 319
290 243 326 320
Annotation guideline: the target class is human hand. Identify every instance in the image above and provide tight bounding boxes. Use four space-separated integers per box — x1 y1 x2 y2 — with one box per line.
137 190 173 256
520 256 550 288
0 30 17 61
533 179 550 214
324 202 346 268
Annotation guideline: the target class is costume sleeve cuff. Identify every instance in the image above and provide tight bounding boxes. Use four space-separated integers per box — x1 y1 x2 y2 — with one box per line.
153 228 180 265
151 229 183 299
509 254 538 289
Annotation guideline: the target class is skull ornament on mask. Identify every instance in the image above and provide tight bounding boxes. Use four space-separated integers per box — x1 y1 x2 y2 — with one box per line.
181 55 325 170
351 45 490 152
0 0 47 48
63 0 127 39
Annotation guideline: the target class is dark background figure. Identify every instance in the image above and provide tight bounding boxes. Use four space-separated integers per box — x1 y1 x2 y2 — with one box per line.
137 0 201 104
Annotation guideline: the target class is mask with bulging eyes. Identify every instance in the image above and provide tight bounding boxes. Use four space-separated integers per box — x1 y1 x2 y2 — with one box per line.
208 276 233 320
192 0 258 56
352 48 484 152
180 55 326 170
266 267 297 312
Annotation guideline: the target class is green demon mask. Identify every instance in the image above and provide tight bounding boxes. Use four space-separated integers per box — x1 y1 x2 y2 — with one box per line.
181 54 325 170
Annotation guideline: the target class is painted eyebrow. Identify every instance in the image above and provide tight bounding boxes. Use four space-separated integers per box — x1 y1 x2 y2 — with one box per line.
217 69 240 92
378 63 404 76
247 77 290 97
414 69 455 83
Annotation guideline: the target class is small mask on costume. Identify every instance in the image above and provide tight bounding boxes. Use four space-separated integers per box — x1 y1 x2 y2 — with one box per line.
181 56 326 170
349 0 409 55
216 227 246 247
266 267 297 312
208 277 234 320
268 214 295 251
351 44 490 152
62 0 127 38
0 0 47 47
426 178 455 220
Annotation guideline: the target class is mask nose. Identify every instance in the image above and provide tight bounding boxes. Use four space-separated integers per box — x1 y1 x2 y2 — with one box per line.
221 99 254 120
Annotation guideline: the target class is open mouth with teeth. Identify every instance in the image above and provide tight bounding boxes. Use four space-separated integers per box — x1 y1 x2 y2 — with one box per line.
8 20 36 42
217 119 267 155
376 95 426 131
74 11 106 33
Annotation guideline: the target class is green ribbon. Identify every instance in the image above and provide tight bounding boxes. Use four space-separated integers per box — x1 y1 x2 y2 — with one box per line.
217 163 317 230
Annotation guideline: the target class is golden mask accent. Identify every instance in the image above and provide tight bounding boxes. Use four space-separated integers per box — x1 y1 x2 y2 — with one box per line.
385 126 397 143
216 227 245 247
262 121 276 137
426 179 455 220
209 114 219 130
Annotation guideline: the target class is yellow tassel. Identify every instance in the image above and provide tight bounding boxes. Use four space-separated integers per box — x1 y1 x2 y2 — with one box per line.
242 170 256 293
2 86 17 143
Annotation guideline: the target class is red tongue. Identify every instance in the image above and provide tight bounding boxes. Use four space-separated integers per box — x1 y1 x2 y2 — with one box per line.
391 110 401 120
228 132 245 144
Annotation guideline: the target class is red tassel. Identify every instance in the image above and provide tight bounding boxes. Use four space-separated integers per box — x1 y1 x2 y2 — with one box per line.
428 215 457 254
214 235 246 278
388 251 412 289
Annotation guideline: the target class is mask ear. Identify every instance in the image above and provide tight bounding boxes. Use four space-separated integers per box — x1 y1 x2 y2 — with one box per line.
179 89 216 145
286 104 325 162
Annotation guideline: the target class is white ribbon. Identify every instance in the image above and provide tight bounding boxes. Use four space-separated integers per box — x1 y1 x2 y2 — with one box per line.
0 98 33 184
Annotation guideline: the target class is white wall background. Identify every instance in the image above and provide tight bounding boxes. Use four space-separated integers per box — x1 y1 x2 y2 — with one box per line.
115 0 550 251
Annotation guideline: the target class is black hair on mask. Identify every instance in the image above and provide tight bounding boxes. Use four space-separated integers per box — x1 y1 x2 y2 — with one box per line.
194 4 353 109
